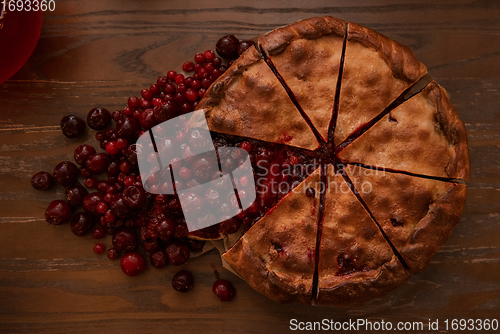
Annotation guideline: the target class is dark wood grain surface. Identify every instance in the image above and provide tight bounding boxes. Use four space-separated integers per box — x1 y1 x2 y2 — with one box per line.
1 1 499 333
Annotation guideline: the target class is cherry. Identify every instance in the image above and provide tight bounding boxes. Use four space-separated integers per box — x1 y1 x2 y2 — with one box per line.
53 161 79 187
65 183 89 207
85 153 109 175
74 144 96 165
87 107 112 130
212 279 236 301
172 270 194 292
45 200 72 225
31 171 55 191
109 193 134 218
120 252 146 276
116 117 141 141
93 243 105 254
166 241 190 266
150 249 168 268
112 227 138 252
70 212 94 236
155 218 176 242
122 185 146 209
60 115 86 138
82 192 105 216
216 35 239 59
237 40 255 55
191 155 216 183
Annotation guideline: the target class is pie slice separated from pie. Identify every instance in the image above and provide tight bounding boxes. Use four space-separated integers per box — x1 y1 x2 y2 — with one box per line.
315 166 409 306
345 164 467 274
338 81 470 179
334 21 428 146
193 45 320 151
222 167 323 304
258 16 346 143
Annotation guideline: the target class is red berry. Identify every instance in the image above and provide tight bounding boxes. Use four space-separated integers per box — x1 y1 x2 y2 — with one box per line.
93 243 105 254
128 96 141 108
194 52 205 64
157 76 167 87
212 279 236 301
167 70 177 81
92 227 106 239
182 61 195 72
185 88 198 102
105 141 120 155
204 50 215 63
141 89 153 101
172 270 194 292
174 74 185 85
120 252 146 276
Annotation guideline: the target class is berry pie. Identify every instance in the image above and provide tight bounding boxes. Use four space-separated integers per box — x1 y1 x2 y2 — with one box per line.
192 16 470 305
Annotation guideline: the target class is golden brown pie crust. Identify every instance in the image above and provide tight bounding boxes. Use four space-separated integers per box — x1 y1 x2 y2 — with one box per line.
258 16 346 142
223 167 323 304
339 81 470 179
335 22 428 145
195 45 320 151
315 168 409 306
190 16 470 306
345 164 467 274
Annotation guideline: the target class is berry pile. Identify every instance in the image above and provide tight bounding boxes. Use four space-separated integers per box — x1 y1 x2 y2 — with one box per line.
32 35 307 301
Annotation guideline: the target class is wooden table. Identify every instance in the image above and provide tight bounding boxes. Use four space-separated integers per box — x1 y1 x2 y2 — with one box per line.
1 1 499 333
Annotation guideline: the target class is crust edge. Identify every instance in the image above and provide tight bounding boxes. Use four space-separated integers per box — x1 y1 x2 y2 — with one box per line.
400 183 467 274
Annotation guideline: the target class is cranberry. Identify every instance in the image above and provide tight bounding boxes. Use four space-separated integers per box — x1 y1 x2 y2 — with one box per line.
178 167 192 180
60 115 86 138
172 270 194 292
107 247 119 260
93 243 105 254
120 252 146 276
139 108 156 130
70 212 94 236
194 52 205 64
155 218 176 242
166 241 190 266
237 40 255 55
45 200 72 225
92 226 106 239
65 183 88 207
128 96 141 108
122 185 146 209
86 153 109 175
53 161 79 187
31 171 55 191
112 227 138 252
150 249 168 268
82 192 105 216
216 35 240 59
74 144 96 165
87 107 112 130
212 279 236 301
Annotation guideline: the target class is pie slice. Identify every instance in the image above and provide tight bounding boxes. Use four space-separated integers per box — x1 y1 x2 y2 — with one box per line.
222 167 323 304
338 81 470 179
345 164 467 274
315 166 409 306
193 45 320 151
258 16 346 142
334 22 428 146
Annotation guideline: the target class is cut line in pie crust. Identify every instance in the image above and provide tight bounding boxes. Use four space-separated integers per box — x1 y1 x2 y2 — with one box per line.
191 16 470 305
